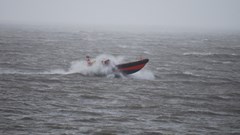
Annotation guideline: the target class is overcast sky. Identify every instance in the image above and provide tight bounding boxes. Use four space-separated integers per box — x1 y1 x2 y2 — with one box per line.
0 0 240 31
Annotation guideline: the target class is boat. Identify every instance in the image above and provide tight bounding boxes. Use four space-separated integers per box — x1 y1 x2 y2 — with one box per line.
116 59 149 75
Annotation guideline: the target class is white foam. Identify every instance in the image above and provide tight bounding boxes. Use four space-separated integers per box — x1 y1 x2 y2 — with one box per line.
143 51 151 54
130 69 155 80
42 69 67 74
183 52 213 56
183 52 238 56
183 71 195 75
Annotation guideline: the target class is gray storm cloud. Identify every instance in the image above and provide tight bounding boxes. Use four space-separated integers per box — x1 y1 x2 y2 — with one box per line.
0 0 240 31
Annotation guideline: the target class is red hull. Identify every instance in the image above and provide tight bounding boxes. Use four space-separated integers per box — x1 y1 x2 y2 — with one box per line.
116 59 149 74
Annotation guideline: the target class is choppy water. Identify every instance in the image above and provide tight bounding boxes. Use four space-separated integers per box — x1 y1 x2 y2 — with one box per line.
0 25 240 134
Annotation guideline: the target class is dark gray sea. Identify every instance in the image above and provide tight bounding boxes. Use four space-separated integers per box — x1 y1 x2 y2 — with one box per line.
0 25 240 135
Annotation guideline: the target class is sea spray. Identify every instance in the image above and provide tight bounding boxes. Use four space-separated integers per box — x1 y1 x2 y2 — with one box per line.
67 54 124 76
1 54 155 80
45 54 155 80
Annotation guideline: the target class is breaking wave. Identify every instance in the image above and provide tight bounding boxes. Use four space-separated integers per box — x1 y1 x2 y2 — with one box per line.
183 52 239 57
183 52 213 56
